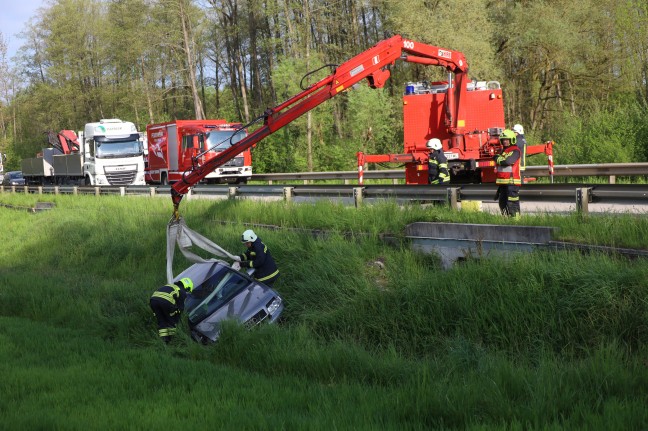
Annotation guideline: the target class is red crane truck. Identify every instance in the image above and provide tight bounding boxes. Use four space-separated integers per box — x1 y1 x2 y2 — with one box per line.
168 35 553 215
146 119 252 185
356 79 553 185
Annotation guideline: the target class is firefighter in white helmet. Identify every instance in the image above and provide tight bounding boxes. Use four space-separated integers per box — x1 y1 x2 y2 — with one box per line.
236 229 280 287
512 124 527 172
426 138 450 185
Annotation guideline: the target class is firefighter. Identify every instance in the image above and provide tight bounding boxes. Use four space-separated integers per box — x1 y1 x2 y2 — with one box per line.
237 229 280 287
513 124 527 172
149 277 194 343
494 129 522 217
426 138 450 185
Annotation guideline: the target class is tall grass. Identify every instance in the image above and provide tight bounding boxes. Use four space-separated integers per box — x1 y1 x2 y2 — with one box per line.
0 193 647 429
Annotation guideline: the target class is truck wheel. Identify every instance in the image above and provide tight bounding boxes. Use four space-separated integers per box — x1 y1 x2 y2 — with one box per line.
161 173 168 185
84 176 91 186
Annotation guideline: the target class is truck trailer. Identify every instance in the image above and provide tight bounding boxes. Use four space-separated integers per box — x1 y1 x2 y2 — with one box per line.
22 119 146 186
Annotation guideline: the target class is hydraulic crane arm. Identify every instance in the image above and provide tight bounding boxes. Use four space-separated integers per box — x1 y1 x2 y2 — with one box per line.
171 35 469 213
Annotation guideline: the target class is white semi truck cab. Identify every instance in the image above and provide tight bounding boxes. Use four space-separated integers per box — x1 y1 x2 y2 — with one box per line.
80 119 146 186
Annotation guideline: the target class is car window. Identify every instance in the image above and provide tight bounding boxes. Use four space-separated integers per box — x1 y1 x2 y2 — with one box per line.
186 269 251 324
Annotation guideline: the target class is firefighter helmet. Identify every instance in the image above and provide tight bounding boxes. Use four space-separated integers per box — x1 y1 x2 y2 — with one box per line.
513 124 524 135
499 129 517 146
241 229 257 243
426 138 442 151
179 277 194 293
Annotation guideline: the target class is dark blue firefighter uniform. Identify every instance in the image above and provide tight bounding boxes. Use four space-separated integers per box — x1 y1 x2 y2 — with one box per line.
149 283 187 343
239 237 280 287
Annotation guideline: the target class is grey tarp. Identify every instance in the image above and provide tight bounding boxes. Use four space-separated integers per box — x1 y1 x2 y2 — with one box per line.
166 217 237 284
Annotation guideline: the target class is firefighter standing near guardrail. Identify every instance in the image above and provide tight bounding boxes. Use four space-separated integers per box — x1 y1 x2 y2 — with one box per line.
150 277 194 343
494 129 522 217
426 138 450 185
513 124 527 173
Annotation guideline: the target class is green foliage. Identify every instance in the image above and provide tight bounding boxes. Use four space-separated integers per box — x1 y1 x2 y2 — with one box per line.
347 85 400 156
1 194 648 427
4 0 648 176
548 101 648 164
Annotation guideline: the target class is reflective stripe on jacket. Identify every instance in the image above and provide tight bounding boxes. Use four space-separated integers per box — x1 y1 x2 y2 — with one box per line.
494 146 521 185
151 284 185 308
240 238 279 281
428 150 450 184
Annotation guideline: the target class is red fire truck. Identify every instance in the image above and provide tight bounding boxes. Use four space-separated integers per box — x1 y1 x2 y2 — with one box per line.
356 79 552 185
145 119 252 185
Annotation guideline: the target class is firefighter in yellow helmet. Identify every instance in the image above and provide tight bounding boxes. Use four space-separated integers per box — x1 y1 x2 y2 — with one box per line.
494 129 522 217
149 277 194 343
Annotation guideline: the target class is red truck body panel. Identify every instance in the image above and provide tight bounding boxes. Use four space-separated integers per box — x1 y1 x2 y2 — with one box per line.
401 82 506 184
146 120 252 185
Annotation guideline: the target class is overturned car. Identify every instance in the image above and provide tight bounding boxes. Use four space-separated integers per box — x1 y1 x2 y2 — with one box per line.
174 261 284 343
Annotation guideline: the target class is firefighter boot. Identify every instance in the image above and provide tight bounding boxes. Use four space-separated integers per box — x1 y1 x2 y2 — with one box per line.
507 201 521 218
498 191 509 216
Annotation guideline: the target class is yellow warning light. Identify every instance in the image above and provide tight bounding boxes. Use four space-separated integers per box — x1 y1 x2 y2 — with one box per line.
335 85 345 93
458 120 465 127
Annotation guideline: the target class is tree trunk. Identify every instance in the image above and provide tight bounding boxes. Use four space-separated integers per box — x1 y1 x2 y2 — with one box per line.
179 0 204 119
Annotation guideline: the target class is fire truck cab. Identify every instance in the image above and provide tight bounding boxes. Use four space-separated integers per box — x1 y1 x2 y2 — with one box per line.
146 120 252 185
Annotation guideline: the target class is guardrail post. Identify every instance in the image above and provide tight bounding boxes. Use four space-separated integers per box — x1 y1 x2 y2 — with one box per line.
283 187 294 203
353 187 364 208
24 186 29 194
11 186 16 193
94 186 100 196
609 175 616 184
228 186 238 199
54 186 60 195
447 187 460 210
120 187 126 197
186 188 193 200
576 187 591 215
0 185 4 193
73 186 78 195
38 186 43 195
149 187 156 197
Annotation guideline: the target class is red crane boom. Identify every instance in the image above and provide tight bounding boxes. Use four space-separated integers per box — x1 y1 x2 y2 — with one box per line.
171 35 469 214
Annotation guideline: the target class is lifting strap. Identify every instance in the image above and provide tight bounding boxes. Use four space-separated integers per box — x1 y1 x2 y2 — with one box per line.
166 217 238 284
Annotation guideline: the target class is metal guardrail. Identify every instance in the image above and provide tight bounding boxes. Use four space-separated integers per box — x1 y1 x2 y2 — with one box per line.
250 162 648 183
4 182 648 214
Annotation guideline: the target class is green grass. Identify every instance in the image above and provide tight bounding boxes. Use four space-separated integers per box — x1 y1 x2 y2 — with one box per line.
0 193 647 429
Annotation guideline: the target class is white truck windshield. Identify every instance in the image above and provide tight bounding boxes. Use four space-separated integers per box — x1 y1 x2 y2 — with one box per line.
96 139 143 158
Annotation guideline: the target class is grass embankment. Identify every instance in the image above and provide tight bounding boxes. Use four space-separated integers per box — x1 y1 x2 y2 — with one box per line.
0 193 647 429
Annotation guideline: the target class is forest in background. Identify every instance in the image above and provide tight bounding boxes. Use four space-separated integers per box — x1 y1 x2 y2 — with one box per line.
0 0 647 173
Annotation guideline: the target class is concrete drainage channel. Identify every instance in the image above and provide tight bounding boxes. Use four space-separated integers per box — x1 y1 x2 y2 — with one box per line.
2 206 643 264
406 222 648 268
219 219 648 268
0 201 55 213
